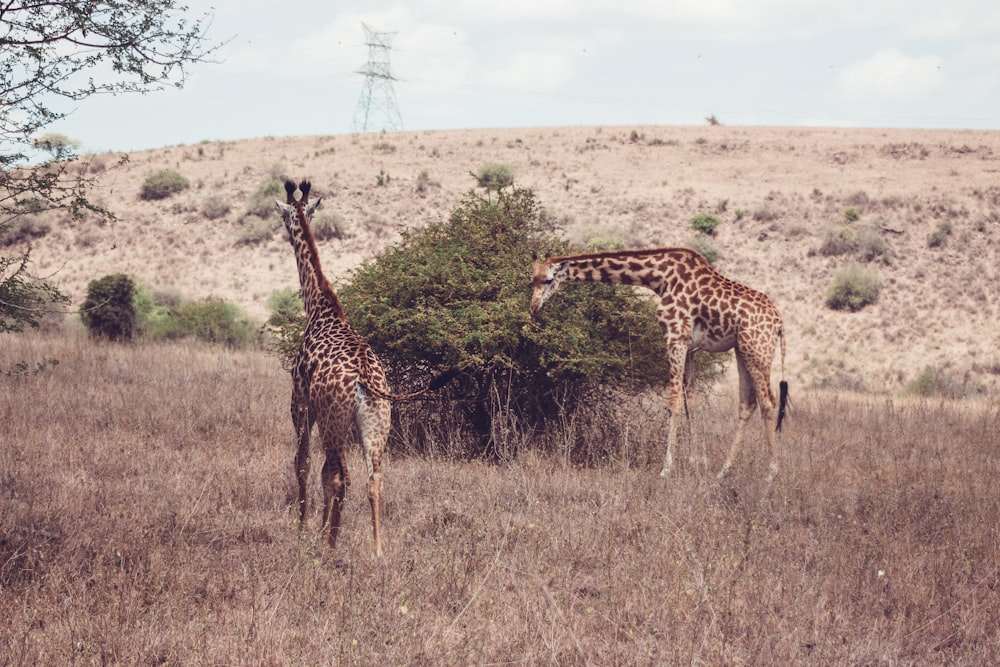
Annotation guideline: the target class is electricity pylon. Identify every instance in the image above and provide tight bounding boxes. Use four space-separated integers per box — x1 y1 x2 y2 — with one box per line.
352 23 403 133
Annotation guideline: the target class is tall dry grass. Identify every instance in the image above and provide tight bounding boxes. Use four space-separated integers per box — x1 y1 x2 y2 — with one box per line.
2 332 999 664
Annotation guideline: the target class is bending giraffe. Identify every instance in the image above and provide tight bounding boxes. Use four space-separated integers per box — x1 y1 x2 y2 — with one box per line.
276 179 454 556
530 246 789 481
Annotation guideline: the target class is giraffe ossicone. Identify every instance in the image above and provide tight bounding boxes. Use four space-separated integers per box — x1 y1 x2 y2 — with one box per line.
530 246 788 481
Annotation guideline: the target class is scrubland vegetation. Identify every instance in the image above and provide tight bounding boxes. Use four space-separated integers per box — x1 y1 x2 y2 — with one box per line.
2 332 998 664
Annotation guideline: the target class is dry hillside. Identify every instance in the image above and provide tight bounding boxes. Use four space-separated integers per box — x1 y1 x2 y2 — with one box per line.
21 125 1000 394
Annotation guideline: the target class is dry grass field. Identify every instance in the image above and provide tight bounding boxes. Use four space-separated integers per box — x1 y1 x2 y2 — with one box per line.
2 332 999 664
4 125 1000 664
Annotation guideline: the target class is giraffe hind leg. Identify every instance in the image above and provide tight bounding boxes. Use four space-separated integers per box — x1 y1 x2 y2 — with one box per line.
357 398 389 557
320 447 348 550
718 354 757 479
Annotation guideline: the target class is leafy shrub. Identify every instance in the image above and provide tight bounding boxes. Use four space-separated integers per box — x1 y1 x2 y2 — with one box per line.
139 169 190 200
265 289 305 371
153 297 258 348
81 273 136 341
246 179 284 219
1 215 50 246
844 207 860 222
415 170 438 194
201 198 231 220
690 214 720 236
333 184 675 458
32 132 80 157
825 264 881 312
927 222 952 248
905 366 976 399
474 163 514 191
688 236 719 264
311 211 348 241
235 216 278 246
819 225 888 263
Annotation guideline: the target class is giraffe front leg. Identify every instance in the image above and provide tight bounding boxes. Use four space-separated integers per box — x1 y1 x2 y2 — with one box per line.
659 350 687 477
320 451 347 550
292 404 311 527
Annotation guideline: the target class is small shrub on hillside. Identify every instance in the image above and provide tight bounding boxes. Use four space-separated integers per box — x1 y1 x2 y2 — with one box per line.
690 214 720 236
818 225 888 263
201 198 231 220
927 222 952 248
906 366 975 399
32 132 80 157
825 264 881 312
311 211 348 241
235 215 278 246
844 207 860 222
415 170 438 194
139 169 190 200
1 215 51 246
688 236 719 264
81 273 136 341
474 163 514 191
246 179 284 219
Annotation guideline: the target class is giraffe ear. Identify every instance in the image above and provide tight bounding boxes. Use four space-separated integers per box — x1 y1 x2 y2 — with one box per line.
275 201 292 215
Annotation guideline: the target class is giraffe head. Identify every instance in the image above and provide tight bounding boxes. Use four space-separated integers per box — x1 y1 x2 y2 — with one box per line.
529 257 568 316
275 179 322 237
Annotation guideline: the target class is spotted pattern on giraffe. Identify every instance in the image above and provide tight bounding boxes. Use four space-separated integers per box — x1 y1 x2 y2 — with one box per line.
530 246 788 482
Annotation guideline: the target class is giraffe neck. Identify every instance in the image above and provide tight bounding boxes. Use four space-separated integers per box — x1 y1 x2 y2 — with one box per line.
289 204 345 320
556 247 708 295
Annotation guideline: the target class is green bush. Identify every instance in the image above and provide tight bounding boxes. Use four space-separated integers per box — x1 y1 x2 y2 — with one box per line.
690 214 720 236
474 163 514 191
265 288 305 371
905 366 976 399
825 264 881 312
0 215 50 246
153 297 258 348
81 273 136 341
311 211 348 241
688 236 719 264
246 179 284 219
332 184 674 458
139 169 190 200
927 222 952 248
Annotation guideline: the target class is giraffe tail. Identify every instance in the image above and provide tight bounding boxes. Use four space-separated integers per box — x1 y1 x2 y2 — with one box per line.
776 380 789 431
775 326 789 431
362 366 461 402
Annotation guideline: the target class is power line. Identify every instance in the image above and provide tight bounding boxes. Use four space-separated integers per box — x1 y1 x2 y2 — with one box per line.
352 23 403 133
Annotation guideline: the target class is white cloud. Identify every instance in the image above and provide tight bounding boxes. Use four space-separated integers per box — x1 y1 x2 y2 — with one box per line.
834 49 943 99
491 52 577 90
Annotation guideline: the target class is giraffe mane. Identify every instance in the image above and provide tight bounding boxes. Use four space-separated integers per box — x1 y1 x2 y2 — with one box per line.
547 246 697 264
284 178 345 320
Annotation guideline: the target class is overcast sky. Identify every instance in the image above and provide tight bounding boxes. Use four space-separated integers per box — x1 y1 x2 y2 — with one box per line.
51 0 1000 153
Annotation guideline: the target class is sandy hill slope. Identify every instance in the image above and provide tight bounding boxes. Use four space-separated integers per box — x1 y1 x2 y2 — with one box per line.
23 125 1000 395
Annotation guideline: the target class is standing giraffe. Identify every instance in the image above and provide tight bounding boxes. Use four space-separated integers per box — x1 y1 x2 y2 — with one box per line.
530 246 788 481
276 179 453 556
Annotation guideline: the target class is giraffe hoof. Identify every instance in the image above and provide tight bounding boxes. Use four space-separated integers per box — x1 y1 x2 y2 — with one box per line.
766 464 779 484
716 465 731 480
659 465 672 478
